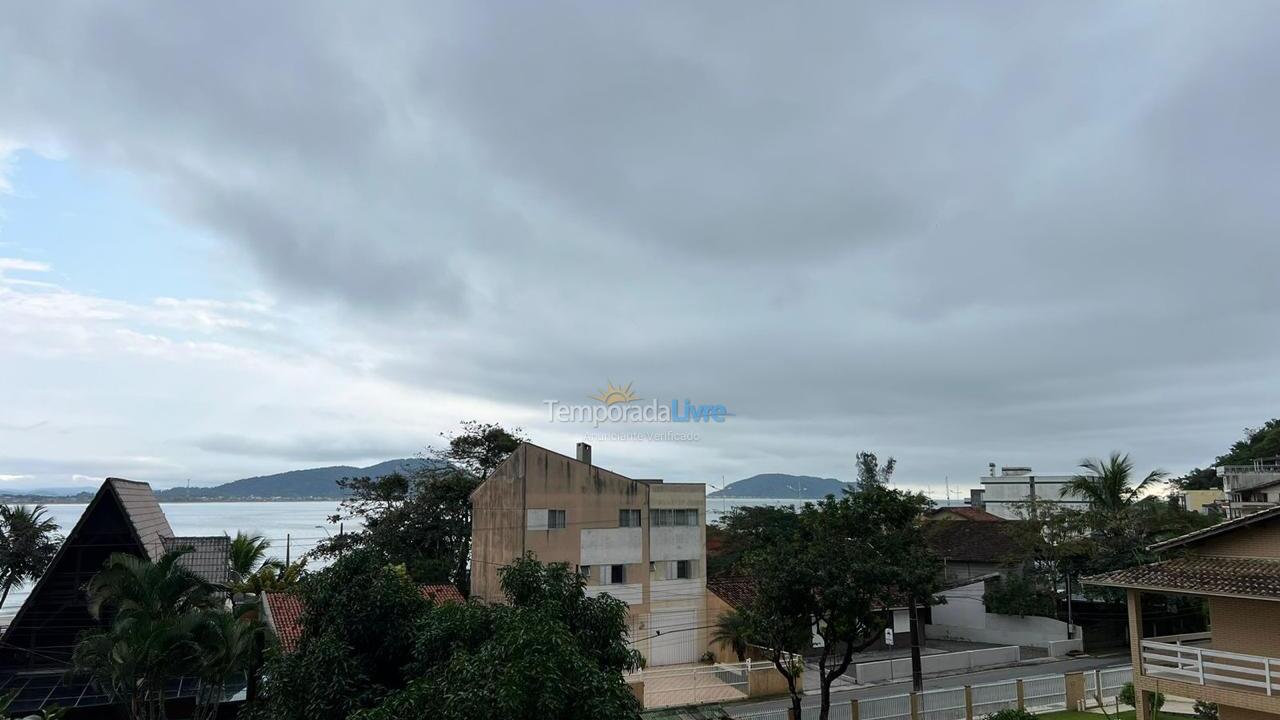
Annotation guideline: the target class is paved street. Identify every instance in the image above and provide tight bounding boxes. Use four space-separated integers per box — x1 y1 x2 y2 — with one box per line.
727 653 1130 717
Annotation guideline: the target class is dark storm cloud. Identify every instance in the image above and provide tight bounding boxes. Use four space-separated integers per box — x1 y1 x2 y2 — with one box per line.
3 0 1280 485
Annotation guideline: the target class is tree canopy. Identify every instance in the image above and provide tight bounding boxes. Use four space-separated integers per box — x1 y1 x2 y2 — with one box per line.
313 421 525 586
246 552 641 720
737 480 938 720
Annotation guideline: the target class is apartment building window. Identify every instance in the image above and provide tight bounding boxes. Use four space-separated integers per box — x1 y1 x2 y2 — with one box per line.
604 564 626 585
578 565 592 581
619 509 641 527
676 559 693 579
548 509 567 529
650 509 698 527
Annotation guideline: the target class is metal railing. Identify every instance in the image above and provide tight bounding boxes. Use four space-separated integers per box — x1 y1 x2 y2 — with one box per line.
732 670 1111 720
1142 639 1280 695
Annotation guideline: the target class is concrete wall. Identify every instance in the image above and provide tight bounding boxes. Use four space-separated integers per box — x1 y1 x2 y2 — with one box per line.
929 579 1080 652
853 646 1020 684
979 473 1088 519
580 527 643 565
471 442 712 667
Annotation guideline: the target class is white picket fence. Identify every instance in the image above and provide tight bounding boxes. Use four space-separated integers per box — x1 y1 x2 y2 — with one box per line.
733 666 1133 720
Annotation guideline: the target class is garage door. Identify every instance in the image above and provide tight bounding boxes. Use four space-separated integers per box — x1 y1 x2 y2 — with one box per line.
647 610 699 666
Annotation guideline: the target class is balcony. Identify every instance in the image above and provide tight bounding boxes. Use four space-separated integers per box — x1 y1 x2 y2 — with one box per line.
1141 637 1280 696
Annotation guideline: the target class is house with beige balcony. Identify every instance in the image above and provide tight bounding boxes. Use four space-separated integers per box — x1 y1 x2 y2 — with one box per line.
1085 506 1280 720
1219 457 1280 518
470 441 710 666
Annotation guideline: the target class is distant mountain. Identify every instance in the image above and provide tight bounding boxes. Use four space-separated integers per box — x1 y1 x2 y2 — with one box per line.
153 458 442 501
708 473 854 498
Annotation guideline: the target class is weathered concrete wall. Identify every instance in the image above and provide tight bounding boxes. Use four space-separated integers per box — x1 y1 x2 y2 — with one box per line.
470 444 527 601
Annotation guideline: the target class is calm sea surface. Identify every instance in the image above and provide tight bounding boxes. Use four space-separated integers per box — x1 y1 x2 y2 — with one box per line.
0 497 802 620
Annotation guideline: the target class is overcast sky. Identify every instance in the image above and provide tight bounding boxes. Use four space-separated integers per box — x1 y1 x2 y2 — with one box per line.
1 1 1278 493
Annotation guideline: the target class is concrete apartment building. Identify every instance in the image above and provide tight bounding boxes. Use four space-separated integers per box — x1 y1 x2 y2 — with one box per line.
470 441 709 667
972 464 1087 520
1219 456 1280 518
1086 506 1280 720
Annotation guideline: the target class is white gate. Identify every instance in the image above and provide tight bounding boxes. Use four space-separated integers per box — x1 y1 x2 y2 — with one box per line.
636 661 751 708
647 610 699 666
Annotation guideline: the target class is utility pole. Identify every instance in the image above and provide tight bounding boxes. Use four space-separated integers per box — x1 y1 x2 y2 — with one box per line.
1065 570 1074 639
909 596 923 692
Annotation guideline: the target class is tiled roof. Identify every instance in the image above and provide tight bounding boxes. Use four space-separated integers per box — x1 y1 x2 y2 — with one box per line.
927 507 1003 522
108 478 174 561
1149 505 1280 551
420 583 465 604
924 521 1025 564
261 592 304 654
707 576 756 611
264 585 463 654
1083 556 1280 600
161 536 232 584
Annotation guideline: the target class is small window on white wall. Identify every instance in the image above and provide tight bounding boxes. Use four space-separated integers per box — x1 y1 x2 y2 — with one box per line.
548 509 567 529
578 565 592 582
676 560 693 579
619 509 641 527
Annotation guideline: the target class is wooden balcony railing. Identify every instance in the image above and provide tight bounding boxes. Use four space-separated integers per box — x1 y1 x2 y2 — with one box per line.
1142 639 1280 696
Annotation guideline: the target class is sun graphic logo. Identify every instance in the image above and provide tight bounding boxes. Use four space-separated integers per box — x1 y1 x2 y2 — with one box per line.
591 381 639 406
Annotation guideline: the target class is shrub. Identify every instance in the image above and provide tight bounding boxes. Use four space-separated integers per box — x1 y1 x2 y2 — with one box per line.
983 709 1037 720
700 650 717 664
1194 700 1218 720
1119 682 1164 711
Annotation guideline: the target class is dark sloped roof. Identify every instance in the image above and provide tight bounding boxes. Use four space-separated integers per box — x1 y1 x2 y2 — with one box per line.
707 576 755 611
109 478 174 561
161 536 231 584
927 507 1004 522
925 521 1024 564
1149 504 1280 551
1083 556 1280 600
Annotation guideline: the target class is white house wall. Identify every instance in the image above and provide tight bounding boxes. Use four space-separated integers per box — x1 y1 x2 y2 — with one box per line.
579 527 643 565
585 583 644 605
650 527 701 562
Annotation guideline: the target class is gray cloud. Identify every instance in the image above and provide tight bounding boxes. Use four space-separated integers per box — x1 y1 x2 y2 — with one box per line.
3 1 1280 487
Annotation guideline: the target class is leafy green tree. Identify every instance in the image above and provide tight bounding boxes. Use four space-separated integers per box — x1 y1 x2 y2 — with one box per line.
855 451 896 489
1169 467 1220 491
0 505 60 610
983 572 1056 617
314 421 525 586
1217 418 1280 465
708 505 802 577
354 556 642 720
245 547 431 720
741 482 939 720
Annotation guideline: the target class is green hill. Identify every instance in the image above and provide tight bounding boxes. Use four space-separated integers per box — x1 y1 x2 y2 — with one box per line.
708 473 852 498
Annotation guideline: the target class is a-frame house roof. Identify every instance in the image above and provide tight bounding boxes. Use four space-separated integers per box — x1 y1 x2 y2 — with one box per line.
0 479 176 672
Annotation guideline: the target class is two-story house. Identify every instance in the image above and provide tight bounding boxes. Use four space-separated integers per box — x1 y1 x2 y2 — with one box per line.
470 442 709 666
1085 506 1280 720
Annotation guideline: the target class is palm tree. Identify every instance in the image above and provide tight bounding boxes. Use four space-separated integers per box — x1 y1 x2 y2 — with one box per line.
1063 452 1167 529
711 609 752 662
0 504 60 610
190 610 260 720
228 531 303 596
75 548 223 720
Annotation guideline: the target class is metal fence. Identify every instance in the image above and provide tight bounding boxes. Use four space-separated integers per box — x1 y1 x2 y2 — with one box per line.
730 667 1131 720
1083 666 1132 707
